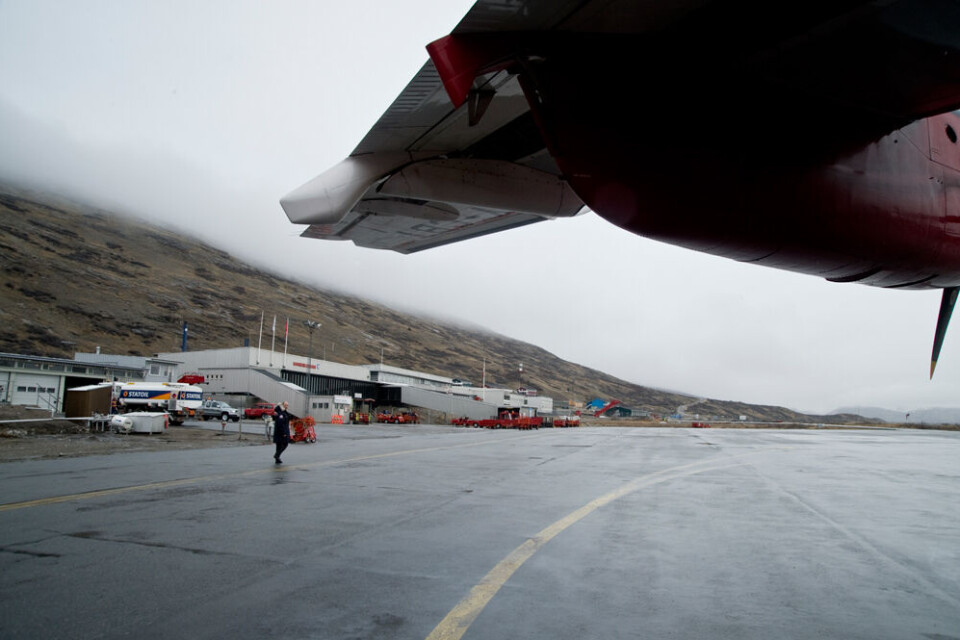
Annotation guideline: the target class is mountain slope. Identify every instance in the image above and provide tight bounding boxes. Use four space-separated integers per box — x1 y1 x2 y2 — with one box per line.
0 187 855 421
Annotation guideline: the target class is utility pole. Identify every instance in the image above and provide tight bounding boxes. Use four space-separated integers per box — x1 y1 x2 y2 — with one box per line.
481 356 486 403
304 320 321 381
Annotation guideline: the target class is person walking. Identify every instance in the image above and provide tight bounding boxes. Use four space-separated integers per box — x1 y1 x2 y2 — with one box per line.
273 401 292 464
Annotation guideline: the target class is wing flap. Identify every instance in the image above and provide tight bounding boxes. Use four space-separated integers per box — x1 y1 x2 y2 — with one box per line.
299 203 547 254
286 154 584 254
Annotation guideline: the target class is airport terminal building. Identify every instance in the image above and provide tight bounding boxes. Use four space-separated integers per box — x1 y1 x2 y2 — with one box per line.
1 346 553 423
149 347 553 423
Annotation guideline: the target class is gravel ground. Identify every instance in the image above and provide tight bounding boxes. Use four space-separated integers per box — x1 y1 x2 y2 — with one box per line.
0 405 267 462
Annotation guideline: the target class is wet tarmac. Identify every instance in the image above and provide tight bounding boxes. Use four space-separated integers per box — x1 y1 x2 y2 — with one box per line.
1 426 958 639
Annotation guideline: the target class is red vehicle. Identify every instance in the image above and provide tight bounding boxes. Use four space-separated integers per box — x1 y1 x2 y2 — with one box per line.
451 412 541 430
377 411 420 424
691 422 711 429
245 402 276 420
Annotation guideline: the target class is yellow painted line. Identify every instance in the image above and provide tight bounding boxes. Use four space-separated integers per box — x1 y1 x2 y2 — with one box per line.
426 454 769 640
0 477 205 512
0 434 536 513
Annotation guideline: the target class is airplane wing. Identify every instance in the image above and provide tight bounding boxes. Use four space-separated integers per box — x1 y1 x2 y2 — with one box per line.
282 0 960 254
280 32 585 254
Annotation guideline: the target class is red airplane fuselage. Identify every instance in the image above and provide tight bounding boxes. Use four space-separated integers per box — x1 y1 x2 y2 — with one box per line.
428 25 960 290
554 109 960 290
513 51 960 290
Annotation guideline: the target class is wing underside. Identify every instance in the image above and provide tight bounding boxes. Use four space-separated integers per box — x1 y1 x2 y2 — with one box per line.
299 201 546 254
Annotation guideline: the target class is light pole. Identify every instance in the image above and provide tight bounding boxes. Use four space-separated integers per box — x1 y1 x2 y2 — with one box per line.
304 320 321 381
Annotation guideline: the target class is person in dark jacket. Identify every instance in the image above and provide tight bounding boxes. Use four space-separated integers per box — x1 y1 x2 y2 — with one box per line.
273 401 291 464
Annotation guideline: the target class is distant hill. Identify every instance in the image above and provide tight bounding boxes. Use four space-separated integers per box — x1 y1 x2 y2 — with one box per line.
0 186 862 422
835 406 960 425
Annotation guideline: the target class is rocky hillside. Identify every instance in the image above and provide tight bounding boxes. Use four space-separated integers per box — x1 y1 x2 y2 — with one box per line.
0 188 859 422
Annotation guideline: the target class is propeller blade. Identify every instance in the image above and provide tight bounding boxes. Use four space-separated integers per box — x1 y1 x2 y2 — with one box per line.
930 287 958 378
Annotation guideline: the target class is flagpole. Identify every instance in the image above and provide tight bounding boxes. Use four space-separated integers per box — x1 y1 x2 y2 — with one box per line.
282 317 289 369
257 311 264 365
270 315 276 366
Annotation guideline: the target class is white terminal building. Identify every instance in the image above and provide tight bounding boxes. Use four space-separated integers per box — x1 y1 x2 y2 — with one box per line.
149 346 552 424
1 347 553 423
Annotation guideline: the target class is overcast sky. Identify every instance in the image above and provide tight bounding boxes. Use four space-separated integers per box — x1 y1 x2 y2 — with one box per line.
1 0 956 414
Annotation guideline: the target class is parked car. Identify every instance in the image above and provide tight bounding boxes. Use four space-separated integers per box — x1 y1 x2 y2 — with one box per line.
198 400 240 422
244 402 276 420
